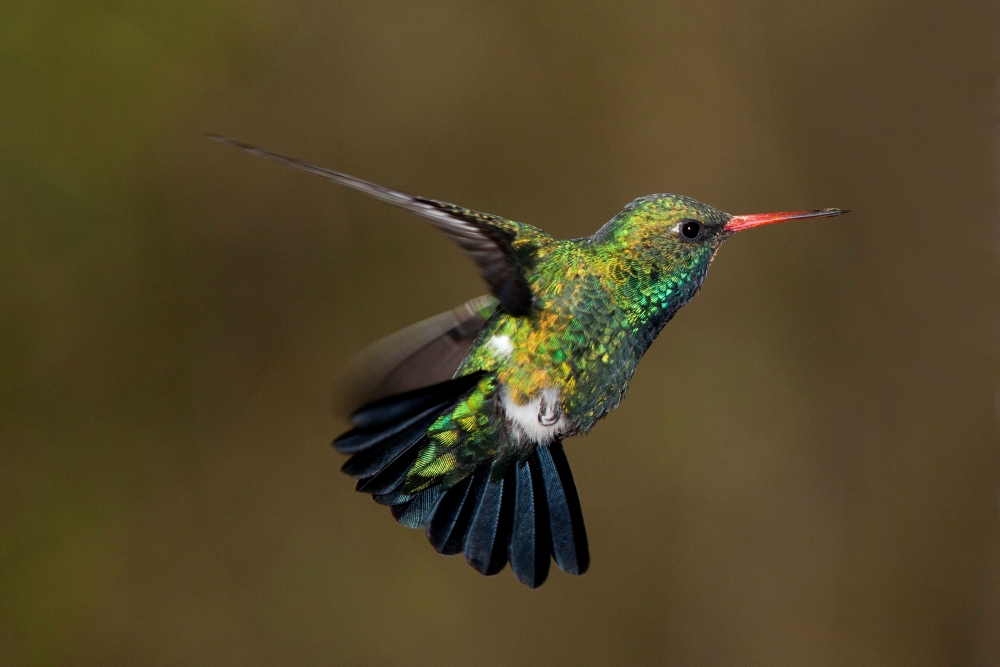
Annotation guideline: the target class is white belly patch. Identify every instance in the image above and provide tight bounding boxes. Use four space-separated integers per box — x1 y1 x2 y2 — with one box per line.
499 385 567 445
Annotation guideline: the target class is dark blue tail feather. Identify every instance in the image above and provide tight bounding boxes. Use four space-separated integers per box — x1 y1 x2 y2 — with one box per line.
509 455 552 587
334 374 588 587
464 471 513 576
538 442 589 576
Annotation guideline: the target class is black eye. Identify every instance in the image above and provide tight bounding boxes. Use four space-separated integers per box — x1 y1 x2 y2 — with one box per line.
679 220 702 240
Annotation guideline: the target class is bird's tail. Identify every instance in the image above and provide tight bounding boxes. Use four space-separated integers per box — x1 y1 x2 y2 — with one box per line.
334 373 589 587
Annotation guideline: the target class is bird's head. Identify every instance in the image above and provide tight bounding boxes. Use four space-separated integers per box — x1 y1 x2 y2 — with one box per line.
595 194 848 297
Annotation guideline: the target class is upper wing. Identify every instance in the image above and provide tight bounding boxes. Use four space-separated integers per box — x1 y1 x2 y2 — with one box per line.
209 135 553 315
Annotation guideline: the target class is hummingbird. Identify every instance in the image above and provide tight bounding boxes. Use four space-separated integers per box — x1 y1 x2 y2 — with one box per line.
211 135 848 587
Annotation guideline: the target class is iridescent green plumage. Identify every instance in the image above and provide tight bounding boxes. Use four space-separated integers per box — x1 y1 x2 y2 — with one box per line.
212 135 847 587
405 194 731 493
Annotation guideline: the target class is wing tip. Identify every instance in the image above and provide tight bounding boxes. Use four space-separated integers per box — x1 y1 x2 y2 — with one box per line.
205 133 252 150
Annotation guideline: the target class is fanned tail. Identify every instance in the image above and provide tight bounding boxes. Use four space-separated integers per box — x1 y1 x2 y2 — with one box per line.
333 376 589 588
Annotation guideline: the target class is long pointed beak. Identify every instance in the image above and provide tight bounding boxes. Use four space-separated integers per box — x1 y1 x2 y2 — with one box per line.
724 208 849 233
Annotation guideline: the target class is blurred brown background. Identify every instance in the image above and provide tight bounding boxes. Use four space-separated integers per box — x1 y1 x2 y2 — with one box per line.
2 1 999 665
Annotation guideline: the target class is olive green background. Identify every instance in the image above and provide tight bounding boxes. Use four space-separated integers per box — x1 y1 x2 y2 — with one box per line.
2 1 999 665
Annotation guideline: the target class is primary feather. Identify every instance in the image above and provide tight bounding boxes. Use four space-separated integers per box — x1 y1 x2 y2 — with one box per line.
209 136 550 315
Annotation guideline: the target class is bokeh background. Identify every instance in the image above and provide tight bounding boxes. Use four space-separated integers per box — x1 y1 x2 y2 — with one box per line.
3 1 1000 665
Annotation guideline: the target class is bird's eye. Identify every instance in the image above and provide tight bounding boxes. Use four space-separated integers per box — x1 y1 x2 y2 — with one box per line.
679 220 702 241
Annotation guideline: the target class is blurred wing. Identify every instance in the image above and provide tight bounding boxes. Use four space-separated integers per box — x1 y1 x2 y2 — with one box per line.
209 135 553 315
341 295 499 412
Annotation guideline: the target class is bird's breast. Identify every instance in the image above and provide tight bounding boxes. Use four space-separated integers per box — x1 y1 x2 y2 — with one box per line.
461 304 629 438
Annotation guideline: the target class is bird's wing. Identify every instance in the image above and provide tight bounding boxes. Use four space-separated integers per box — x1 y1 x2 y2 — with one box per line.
340 295 499 412
209 135 553 315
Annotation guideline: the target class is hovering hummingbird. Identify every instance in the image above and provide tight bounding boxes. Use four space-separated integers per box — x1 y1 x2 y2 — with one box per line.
211 135 848 587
